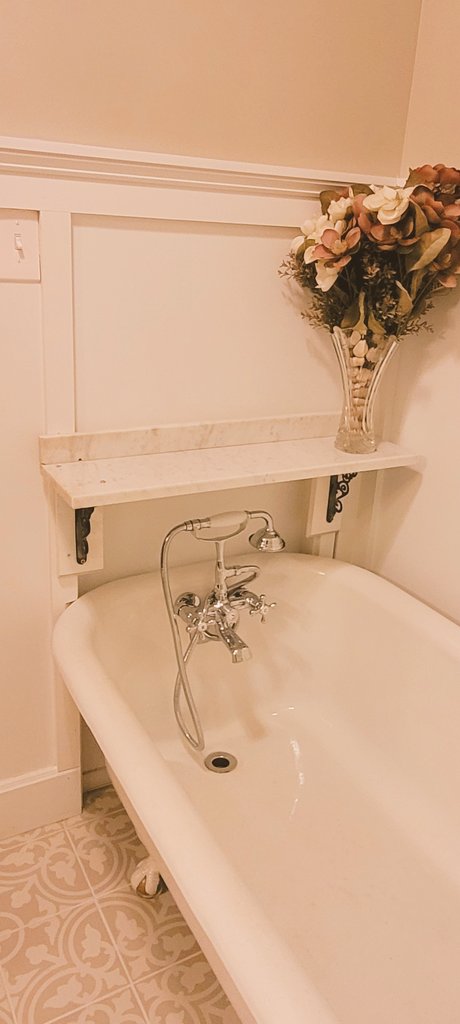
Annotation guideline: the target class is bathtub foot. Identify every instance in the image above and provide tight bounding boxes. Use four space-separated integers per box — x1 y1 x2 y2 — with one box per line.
130 856 168 900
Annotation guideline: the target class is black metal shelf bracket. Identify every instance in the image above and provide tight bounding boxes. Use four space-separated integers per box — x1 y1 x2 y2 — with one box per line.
326 473 358 523
75 507 95 565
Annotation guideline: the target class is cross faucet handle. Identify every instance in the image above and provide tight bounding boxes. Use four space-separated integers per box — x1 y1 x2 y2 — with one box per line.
249 594 276 623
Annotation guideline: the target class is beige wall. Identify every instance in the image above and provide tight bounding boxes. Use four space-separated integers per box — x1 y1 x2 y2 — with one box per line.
1 0 459 821
370 0 460 624
401 0 460 172
0 0 421 175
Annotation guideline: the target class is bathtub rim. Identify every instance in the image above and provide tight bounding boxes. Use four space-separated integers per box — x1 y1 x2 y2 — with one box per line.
53 557 342 1024
52 552 460 1024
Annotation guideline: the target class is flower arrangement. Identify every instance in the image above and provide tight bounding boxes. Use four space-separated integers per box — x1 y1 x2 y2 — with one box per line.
280 163 460 340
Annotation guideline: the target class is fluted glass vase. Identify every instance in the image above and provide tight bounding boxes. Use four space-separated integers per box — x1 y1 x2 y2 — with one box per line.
331 326 398 454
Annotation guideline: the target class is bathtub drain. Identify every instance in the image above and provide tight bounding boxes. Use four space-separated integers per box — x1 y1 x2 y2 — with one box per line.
204 751 237 773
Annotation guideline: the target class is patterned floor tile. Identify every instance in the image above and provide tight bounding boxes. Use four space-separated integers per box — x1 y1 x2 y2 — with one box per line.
66 811 147 896
0 823 65 854
0 831 92 937
49 986 146 1023
135 953 241 1023
97 891 199 982
65 789 122 828
0 902 129 1024
0 970 14 1024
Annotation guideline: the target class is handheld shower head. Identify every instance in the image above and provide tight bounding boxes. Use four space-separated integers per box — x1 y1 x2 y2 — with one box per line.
249 526 285 552
248 511 286 552
187 508 285 550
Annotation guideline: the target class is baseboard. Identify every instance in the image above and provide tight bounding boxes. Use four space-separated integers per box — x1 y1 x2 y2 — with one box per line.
0 766 82 840
82 765 110 794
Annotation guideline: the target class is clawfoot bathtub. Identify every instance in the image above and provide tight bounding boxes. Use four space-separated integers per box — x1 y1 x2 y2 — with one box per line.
53 553 460 1024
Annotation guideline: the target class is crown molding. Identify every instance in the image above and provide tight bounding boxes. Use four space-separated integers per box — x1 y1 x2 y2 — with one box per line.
0 137 399 199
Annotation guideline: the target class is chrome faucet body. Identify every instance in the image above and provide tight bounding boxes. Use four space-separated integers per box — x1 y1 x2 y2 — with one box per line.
175 571 276 663
161 509 285 753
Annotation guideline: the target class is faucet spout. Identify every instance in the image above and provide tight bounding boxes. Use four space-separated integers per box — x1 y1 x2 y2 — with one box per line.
213 620 252 663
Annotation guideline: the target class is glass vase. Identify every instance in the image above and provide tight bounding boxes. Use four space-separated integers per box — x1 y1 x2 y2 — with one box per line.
330 326 398 454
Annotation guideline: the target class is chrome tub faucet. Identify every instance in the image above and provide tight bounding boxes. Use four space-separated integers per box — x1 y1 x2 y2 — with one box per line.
160 510 285 752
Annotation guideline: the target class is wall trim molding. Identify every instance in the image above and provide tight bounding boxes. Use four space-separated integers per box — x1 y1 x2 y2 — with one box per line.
0 136 400 199
0 767 81 840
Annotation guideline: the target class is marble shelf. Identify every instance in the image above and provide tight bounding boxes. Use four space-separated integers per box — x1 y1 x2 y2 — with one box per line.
41 435 421 510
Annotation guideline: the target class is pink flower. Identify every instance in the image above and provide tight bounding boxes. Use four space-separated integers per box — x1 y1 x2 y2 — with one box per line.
411 185 460 231
303 223 361 292
353 193 423 251
431 225 460 287
305 225 361 270
407 163 460 193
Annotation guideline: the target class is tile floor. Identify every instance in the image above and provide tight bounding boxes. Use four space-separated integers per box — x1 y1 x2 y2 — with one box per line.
0 788 241 1024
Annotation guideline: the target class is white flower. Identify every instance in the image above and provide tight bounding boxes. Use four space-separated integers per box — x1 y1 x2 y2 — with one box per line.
290 235 307 255
300 213 333 242
315 261 339 291
363 185 414 225
332 218 347 237
291 212 339 256
303 243 318 265
328 196 353 224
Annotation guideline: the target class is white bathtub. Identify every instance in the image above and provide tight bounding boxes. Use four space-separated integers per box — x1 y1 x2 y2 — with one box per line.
53 553 460 1024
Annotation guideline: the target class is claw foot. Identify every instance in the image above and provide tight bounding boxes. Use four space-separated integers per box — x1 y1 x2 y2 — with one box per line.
130 856 167 899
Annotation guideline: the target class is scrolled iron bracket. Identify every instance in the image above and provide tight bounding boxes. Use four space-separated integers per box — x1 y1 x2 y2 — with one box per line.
326 473 358 523
75 507 95 565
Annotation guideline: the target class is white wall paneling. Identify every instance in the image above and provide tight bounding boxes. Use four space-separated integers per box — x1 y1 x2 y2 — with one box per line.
0 284 56 781
39 211 75 434
71 217 340 432
0 268 84 833
0 141 400 806
39 210 81 787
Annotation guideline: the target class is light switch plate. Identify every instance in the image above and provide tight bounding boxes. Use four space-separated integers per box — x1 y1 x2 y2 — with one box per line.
0 210 40 281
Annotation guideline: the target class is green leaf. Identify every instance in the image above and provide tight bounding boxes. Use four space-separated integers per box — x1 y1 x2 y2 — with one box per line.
341 291 366 331
367 310 386 336
405 167 430 188
405 227 451 272
350 182 372 197
396 281 413 316
319 189 342 214
409 268 426 299
410 200 429 236
341 296 360 329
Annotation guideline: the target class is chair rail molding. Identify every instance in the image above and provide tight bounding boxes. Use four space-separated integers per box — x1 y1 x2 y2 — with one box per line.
0 136 401 198
0 136 403 230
